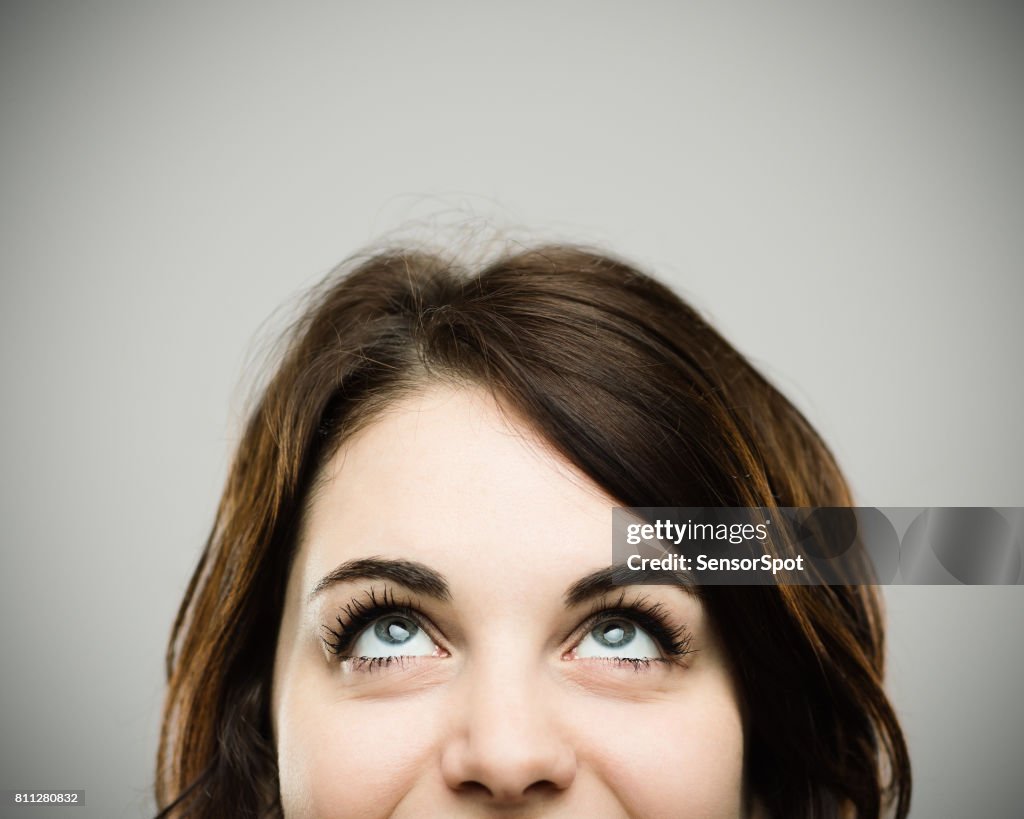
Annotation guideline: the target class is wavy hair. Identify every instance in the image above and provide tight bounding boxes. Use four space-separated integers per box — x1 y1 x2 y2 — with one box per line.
156 243 911 818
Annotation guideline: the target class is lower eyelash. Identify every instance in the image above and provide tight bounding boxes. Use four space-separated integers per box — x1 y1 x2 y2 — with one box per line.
340 656 410 673
584 657 669 672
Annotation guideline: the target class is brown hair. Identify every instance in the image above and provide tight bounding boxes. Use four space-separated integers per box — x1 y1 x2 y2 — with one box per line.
156 243 911 818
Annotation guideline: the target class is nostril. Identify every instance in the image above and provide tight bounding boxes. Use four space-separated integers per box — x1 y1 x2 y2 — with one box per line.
456 778 560 801
457 780 492 798
524 779 559 797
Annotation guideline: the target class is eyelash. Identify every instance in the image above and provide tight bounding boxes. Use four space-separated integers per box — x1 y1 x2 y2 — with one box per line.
319 586 695 672
320 586 426 660
572 590 695 668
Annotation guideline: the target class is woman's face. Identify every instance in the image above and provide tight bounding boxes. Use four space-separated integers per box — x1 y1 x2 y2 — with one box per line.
272 385 749 818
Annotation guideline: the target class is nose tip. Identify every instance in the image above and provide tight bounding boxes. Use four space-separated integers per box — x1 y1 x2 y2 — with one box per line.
443 732 577 803
440 678 577 803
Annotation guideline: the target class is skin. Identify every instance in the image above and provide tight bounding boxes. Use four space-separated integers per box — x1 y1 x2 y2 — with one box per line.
272 384 750 818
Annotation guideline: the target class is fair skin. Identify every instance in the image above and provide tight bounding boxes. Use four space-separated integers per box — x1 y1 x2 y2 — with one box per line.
272 384 749 818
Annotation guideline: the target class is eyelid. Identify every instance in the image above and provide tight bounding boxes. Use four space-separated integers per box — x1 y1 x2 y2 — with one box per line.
563 592 695 661
320 586 449 659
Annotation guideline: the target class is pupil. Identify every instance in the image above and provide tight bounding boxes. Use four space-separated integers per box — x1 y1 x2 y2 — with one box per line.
376 617 414 644
596 620 634 647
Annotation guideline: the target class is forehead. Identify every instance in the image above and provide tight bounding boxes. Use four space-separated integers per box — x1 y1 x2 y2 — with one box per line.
296 384 617 591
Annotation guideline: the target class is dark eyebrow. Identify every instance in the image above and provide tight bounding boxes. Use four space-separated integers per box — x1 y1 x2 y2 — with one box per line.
309 557 452 603
563 565 698 607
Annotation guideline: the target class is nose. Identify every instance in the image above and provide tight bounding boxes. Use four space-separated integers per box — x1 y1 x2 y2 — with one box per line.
440 661 577 803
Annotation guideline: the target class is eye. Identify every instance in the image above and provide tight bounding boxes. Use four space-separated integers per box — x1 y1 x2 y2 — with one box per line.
573 617 662 660
350 614 438 658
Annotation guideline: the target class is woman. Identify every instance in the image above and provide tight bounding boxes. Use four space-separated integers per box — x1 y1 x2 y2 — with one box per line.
155 243 911 817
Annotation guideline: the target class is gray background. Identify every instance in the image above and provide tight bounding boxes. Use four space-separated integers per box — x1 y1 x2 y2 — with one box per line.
1 2 1022 817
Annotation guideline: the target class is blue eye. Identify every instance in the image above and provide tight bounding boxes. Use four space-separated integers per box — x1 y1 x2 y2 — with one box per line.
574 618 661 660
350 615 437 658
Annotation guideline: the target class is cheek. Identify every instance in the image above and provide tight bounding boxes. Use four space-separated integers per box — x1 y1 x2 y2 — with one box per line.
574 688 746 818
276 691 440 819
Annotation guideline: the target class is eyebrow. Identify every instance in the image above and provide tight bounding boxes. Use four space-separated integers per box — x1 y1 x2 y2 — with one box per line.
309 557 696 606
563 564 698 607
308 557 452 602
